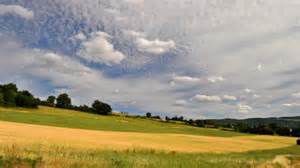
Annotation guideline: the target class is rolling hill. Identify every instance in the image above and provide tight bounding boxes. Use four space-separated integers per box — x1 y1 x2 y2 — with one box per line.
0 106 299 168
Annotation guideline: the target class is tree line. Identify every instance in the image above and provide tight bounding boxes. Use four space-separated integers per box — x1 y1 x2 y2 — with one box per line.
0 83 39 108
161 115 300 137
0 83 112 115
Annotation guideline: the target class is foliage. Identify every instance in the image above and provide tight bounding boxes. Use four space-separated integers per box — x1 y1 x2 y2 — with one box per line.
0 93 4 105
56 93 72 109
92 100 112 115
0 83 18 106
0 83 38 108
46 96 56 107
178 117 300 137
146 112 152 118
15 91 38 108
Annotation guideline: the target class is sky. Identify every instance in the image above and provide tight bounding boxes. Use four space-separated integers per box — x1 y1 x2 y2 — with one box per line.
0 0 300 119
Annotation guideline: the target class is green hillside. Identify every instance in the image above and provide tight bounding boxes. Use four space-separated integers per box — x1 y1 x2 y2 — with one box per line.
0 106 243 137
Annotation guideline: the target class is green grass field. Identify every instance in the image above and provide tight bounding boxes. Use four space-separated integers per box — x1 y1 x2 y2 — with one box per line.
0 106 243 137
0 106 299 168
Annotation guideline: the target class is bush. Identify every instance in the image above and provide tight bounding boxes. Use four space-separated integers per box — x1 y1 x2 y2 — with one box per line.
46 96 56 107
1 83 18 106
0 84 38 108
0 93 4 105
15 91 38 108
56 93 72 109
275 127 291 136
92 100 112 115
146 113 152 118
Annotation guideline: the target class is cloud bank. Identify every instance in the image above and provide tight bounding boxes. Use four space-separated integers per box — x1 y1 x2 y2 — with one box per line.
0 0 300 119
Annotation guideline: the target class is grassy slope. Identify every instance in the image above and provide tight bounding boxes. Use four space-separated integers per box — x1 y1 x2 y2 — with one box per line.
0 106 243 137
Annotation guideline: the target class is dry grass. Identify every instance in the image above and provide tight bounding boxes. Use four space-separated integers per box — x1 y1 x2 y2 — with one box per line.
0 143 299 168
0 121 296 153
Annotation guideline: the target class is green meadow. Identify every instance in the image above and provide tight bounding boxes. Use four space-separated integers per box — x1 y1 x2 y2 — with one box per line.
0 106 243 137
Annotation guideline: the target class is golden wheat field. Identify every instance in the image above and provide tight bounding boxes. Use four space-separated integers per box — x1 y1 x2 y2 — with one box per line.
0 121 296 153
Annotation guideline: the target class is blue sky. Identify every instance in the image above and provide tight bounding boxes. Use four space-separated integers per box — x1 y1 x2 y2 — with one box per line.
0 0 300 119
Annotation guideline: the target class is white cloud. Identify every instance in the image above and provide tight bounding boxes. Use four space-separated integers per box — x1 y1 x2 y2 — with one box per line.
123 0 144 5
253 94 261 99
135 38 176 55
79 32 125 65
172 75 201 84
0 37 187 116
193 94 222 103
282 103 300 107
238 104 252 113
0 4 33 20
223 95 237 101
124 30 146 38
207 76 225 83
244 88 253 93
257 63 263 72
73 32 87 41
174 100 188 106
193 94 237 103
125 30 175 55
292 92 300 98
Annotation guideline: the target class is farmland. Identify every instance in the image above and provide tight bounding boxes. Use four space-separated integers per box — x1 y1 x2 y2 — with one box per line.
0 106 299 167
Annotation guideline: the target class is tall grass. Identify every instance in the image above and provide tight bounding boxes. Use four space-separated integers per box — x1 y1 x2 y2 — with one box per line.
0 144 299 168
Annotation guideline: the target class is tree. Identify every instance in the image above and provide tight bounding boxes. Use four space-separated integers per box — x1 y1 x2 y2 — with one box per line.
92 100 112 115
0 93 4 105
146 112 152 118
165 116 170 121
46 96 56 107
1 83 18 106
56 93 72 109
78 105 93 113
15 90 38 108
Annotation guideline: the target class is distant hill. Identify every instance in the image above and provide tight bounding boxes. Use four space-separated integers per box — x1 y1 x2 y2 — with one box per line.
209 116 300 129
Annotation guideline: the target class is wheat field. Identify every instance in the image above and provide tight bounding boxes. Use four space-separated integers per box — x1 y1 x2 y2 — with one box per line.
0 121 296 153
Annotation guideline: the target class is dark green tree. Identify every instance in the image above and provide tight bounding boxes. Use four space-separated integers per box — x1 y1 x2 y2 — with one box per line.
0 93 4 105
92 100 112 115
46 96 56 107
78 105 93 113
56 93 72 109
1 83 18 106
146 112 152 118
15 90 38 108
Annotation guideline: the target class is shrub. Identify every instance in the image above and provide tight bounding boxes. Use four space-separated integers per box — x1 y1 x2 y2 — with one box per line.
56 93 72 109
46 96 56 107
1 83 18 106
92 100 112 115
0 93 4 105
146 113 152 118
15 91 38 108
